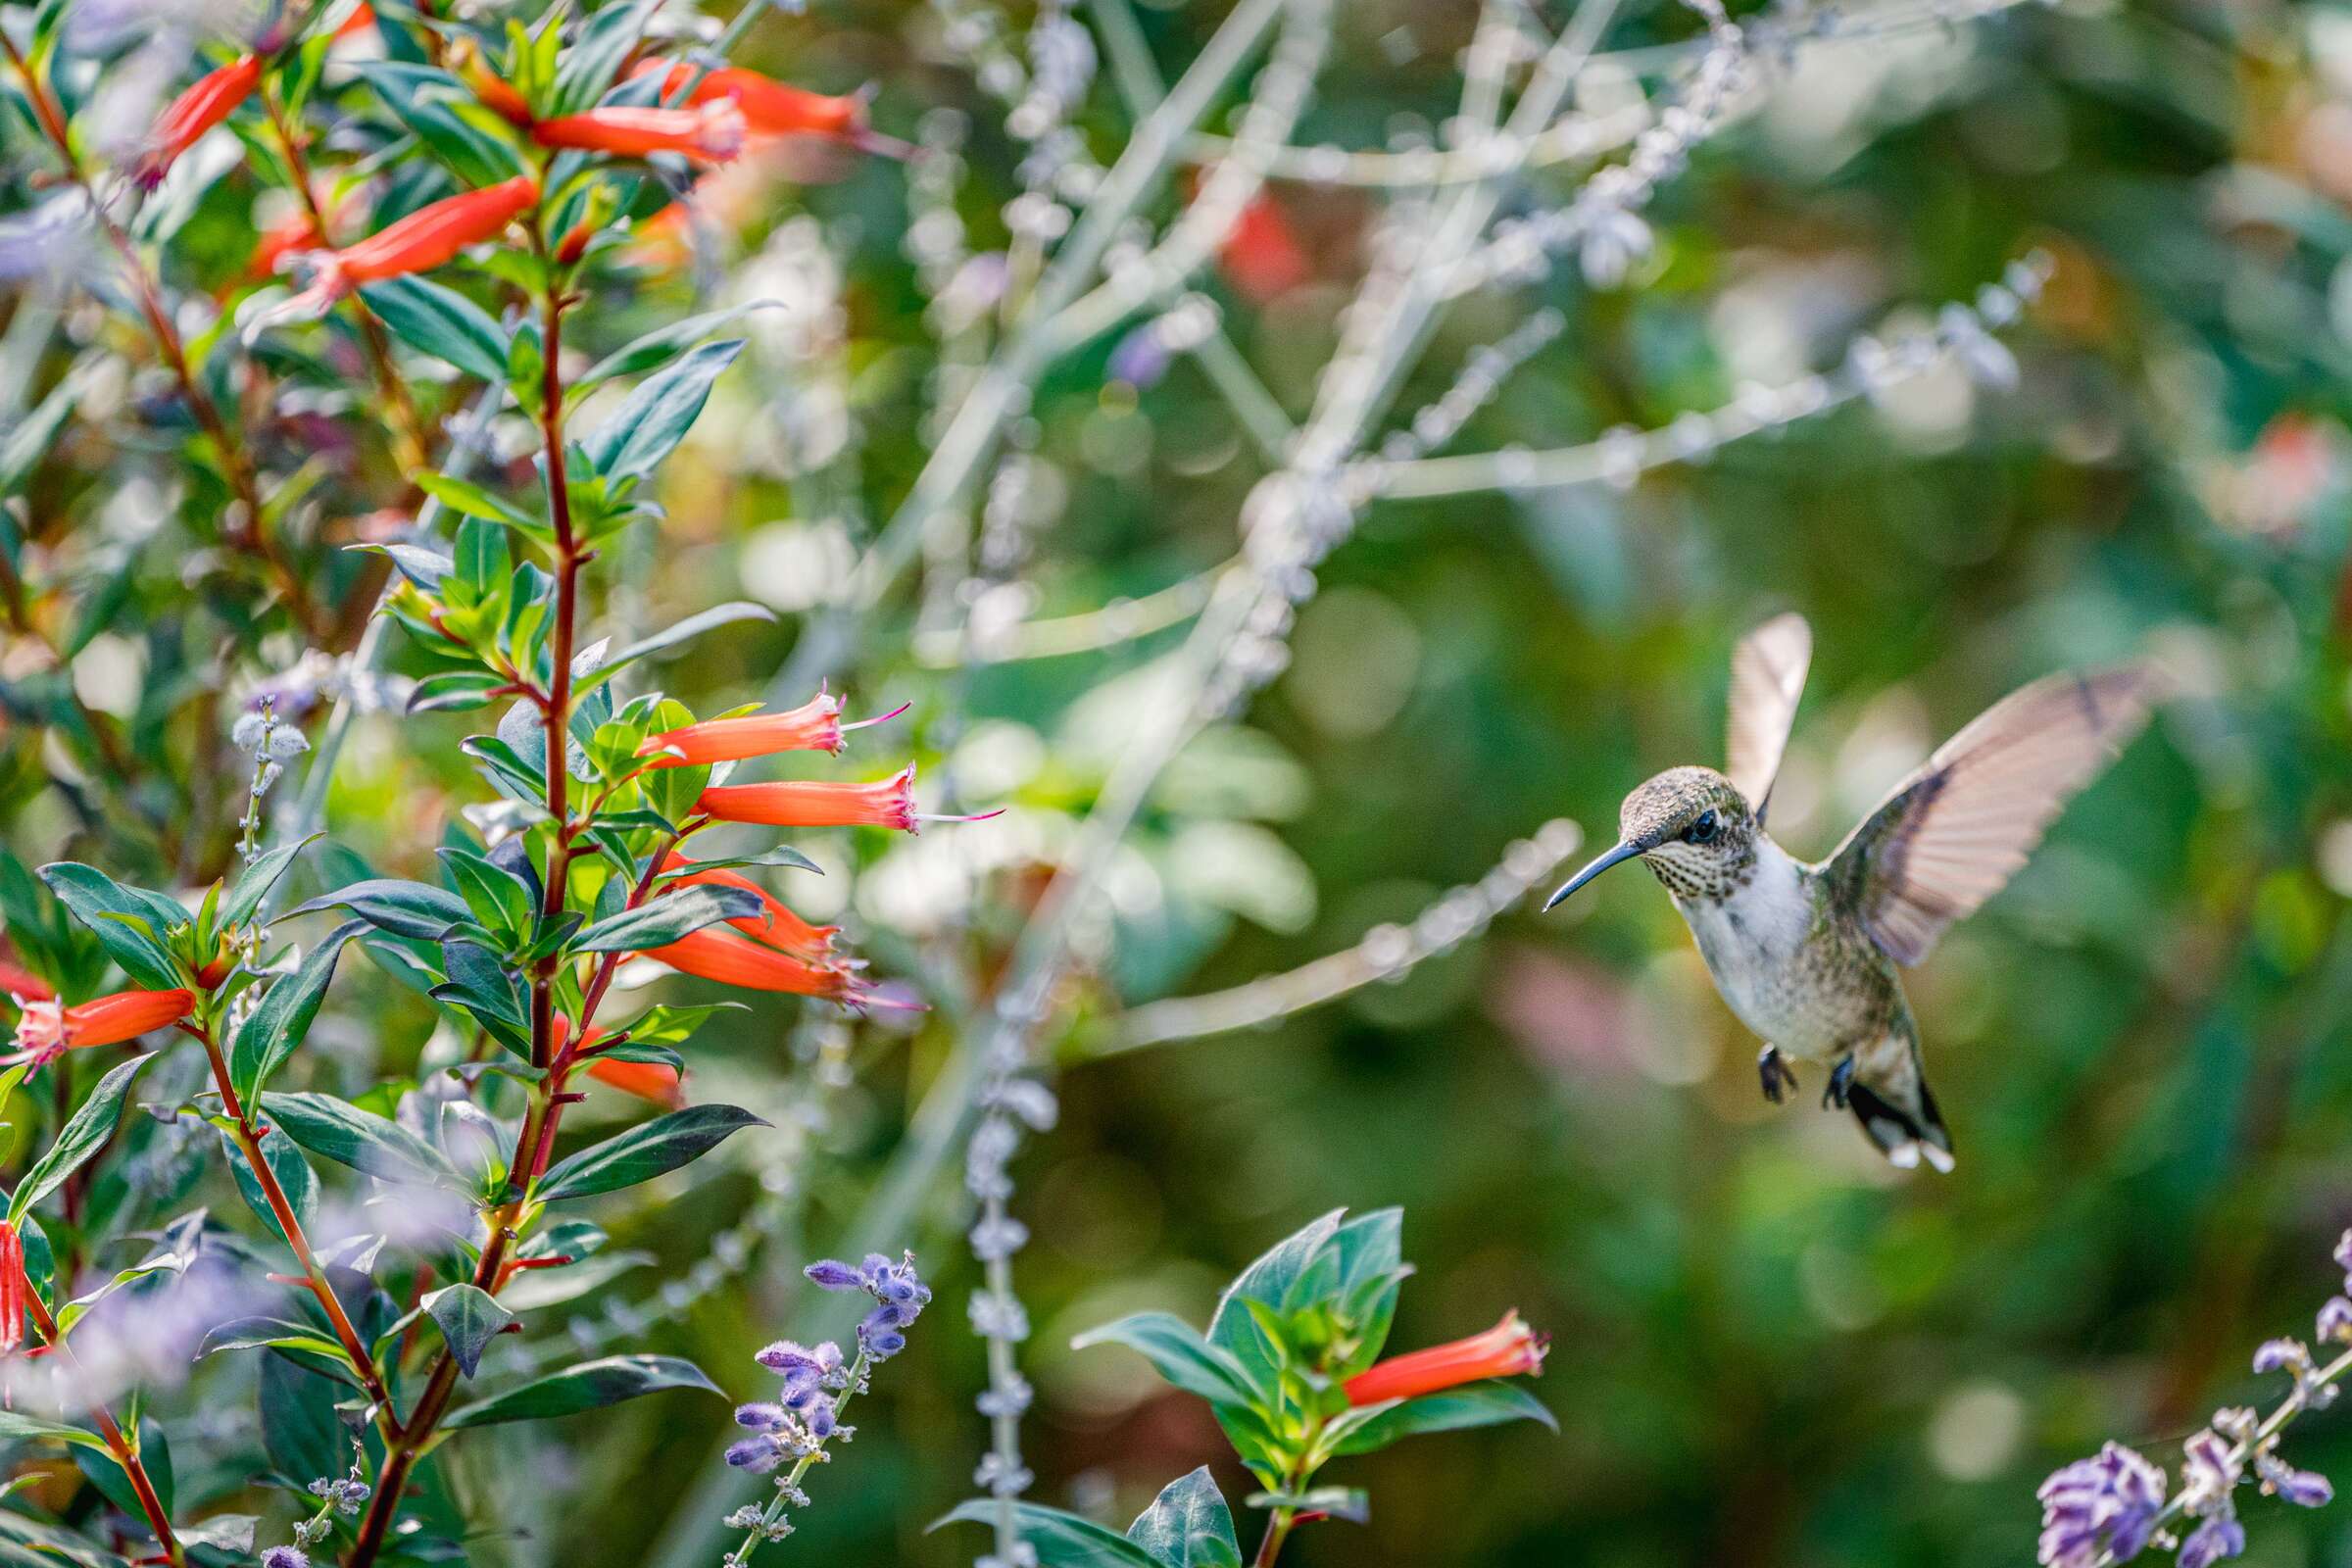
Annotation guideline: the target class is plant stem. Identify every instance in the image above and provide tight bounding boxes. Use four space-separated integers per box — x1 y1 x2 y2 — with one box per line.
1251 1510 1294 1568
23 1281 182 1565
347 261 605 1568
191 1022 403 1430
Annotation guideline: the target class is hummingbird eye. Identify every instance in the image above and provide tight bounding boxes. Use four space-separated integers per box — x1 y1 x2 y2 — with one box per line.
1686 809 1720 845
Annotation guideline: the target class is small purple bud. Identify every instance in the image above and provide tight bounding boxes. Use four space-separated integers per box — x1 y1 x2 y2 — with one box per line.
724 1437 783 1474
2273 1464 2333 1508
2251 1339 2306 1376
806 1396 837 1439
2178 1517 2244 1568
262 1549 311 1568
2320 1297 2352 1345
804 1259 863 1291
863 1328 906 1358
756 1340 821 1373
734 1401 787 1432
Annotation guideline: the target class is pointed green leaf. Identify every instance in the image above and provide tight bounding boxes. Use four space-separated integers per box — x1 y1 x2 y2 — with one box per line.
570 885 761 955
228 921 364 1104
1327 1381 1557 1456
1071 1313 1257 1408
1126 1468 1242 1568
931 1501 1160 1567
534 1103 766 1200
439 1353 719 1429
422 1283 514 1378
13 1054 156 1224
259 1092 462 1188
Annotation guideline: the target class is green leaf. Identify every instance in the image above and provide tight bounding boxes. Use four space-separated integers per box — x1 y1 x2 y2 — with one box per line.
72 1417 172 1519
422 1283 514 1378
360 276 510 380
259 1355 345 1483
574 302 780 392
223 1124 317 1249
931 1501 1161 1568
351 61 529 187
1126 1468 1243 1568
1071 1313 1258 1407
220 834 318 931
259 1092 462 1188
36 862 185 989
574 600 776 689
228 921 364 1104
534 1103 766 1200
0 1409 108 1450
1326 1381 1557 1456
286 879 472 941
1207 1208 1344 1394
547 0 658 116
415 472 541 535
570 885 761 955
439 1353 719 1429
577 339 743 484
12 1054 155 1225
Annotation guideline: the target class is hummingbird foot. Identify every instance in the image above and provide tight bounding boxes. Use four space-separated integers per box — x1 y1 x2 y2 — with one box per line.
1757 1047 1798 1105
1822 1055 1856 1111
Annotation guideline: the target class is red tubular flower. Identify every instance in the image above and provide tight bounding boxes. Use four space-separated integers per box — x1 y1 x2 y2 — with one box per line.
131 53 262 188
634 927 884 1004
0 960 52 1004
0 1221 24 1353
584 1056 685 1107
639 693 907 767
697 766 918 832
6 988 195 1071
629 61 905 153
659 852 838 960
257 176 538 330
1342 1311 1549 1407
531 101 746 163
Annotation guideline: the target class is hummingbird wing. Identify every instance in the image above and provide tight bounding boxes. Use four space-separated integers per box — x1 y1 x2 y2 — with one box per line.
1827 664 2156 965
1724 612 1811 824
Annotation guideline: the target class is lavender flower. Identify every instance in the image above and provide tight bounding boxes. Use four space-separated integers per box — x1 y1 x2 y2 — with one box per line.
261 1548 310 1568
804 1251 930 1363
2036 1443 2167 1567
2177 1517 2244 1568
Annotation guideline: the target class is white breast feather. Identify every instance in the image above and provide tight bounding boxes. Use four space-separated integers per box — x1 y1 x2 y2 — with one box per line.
1676 838 1821 1052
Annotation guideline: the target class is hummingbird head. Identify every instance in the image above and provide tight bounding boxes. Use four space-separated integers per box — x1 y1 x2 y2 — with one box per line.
1544 766 1757 909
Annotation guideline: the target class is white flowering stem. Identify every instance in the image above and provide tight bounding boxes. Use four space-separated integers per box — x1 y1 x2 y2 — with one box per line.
1104 819 1583 1054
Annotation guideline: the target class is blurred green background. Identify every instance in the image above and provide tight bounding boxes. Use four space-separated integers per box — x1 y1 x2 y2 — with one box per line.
13 0 2352 1561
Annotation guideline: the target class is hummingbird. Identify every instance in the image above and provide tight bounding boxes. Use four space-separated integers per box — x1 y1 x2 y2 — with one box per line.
1544 614 2156 1171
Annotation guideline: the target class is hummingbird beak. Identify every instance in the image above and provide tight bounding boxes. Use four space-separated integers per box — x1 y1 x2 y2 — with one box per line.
1543 840 1642 910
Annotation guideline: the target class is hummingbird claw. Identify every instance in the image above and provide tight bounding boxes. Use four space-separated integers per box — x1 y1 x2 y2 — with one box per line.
1823 1055 1856 1110
1757 1046 1797 1105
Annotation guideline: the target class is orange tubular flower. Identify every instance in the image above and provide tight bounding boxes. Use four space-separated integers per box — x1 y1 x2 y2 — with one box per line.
697 766 918 832
634 927 881 1004
0 1221 24 1352
452 38 533 125
258 176 538 330
1343 1312 1549 1407
659 852 838 960
6 988 195 1071
584 1056 685 1107
639 693 907 768
131 53 262 188
531 101 746 163
629 61 903 152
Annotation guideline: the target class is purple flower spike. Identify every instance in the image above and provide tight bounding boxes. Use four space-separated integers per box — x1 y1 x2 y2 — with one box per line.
2036 1443 2167 1568
2178 1516 2245 1568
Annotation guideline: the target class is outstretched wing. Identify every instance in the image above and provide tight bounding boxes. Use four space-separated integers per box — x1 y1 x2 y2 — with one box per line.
1828 665 2156 966
1725 612 1812 823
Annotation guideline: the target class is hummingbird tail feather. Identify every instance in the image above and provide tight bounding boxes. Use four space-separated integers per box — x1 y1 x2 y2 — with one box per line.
1843 1040 1954 1174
